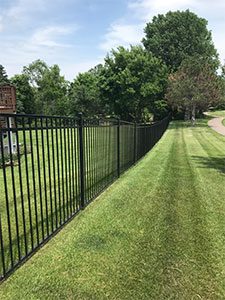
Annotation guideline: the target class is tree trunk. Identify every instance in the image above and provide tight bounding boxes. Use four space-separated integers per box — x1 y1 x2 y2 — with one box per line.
184 106 190 121
191 104 196 126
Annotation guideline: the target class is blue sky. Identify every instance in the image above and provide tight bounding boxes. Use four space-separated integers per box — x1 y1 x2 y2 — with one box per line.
0 0 224 81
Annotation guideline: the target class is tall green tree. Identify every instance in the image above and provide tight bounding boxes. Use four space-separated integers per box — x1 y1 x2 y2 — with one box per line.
22 59 48 113
0 64 10 85
37 65 69 115
23 60 69 115
11 74 35 114
23 59 48 87
99 46 168 121
143 10 219 71
69 66 103 117
166 56 224 120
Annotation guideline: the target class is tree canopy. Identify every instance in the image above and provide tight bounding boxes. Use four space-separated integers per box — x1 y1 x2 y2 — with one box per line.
166 56 224 119
36 65 69 115
143 10 219 71
99 46 168 121
22 60 69 115
23 59 48 87
0 64 10 85
11 74 35 114
69 66 103 117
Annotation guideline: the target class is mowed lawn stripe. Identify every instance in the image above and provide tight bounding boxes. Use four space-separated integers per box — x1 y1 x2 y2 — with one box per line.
1 120 225 299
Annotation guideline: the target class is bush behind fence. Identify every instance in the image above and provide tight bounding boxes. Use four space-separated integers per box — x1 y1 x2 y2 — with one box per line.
0 113 170 280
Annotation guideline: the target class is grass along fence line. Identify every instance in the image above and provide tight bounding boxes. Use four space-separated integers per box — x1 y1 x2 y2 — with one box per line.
1 118 225 298
0 113 170 280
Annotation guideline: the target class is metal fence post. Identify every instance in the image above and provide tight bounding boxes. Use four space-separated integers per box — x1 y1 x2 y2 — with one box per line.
117 118 120 178
133 121 137 164
78 113 85 209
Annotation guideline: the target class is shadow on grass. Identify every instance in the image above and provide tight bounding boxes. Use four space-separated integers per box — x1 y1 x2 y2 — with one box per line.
191 156 225 175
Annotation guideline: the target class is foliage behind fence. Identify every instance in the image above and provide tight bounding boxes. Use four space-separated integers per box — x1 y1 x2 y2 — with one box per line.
0 113 170 280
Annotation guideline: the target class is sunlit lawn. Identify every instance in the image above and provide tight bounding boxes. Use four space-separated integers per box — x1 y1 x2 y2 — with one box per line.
206 110 225 118
1 118 225 299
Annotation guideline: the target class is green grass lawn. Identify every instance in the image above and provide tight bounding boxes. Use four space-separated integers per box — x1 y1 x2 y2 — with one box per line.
206 110 225 117
205 109 225 126
2 119 225 299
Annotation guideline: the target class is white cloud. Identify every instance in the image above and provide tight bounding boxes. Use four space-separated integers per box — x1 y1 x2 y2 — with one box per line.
0 0 46 30
99 23 143 52
6 0 45 18
129 0 192 10
128 0 195 21
30 25 76 48
128 0 225 22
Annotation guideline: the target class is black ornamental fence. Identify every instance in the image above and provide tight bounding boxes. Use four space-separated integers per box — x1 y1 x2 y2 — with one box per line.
0 113 170 280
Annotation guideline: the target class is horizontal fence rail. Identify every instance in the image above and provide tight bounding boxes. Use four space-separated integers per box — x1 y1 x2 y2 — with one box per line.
0 113 170 280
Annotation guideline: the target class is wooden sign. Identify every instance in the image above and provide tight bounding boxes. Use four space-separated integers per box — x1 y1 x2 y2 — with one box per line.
0 84 16 113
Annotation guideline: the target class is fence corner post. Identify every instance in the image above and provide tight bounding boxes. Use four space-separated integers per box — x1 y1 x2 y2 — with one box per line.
117 118 120 178
78 112 85 209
